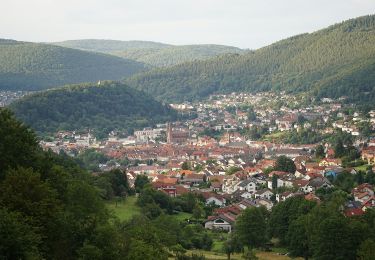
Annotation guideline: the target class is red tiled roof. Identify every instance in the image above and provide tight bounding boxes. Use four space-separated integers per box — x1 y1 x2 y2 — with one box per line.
344 208 364 217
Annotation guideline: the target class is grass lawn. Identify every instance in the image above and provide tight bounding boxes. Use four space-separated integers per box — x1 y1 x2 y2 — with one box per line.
105 196 141 221
106 197 194 222
262 131 287 142
355 164 370 172
171 211 193 222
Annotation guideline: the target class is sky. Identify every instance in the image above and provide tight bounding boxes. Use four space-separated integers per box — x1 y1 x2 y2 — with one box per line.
1 0 374 49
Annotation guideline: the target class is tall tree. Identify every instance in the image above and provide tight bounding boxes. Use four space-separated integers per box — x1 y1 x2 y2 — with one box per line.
0 109 38 179
274 156 296 173
235 207 268 249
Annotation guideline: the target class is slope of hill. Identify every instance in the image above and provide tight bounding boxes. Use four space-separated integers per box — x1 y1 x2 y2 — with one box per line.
113 44 246 67
53 39 245 67
54 39 171 52
125 15 375 107
0 40 147 91
10 81 177 137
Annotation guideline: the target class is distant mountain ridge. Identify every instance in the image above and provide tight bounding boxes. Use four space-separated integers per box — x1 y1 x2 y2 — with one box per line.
53 39 246 67
10 81 177 137
0 40 147 91
54 39 171 52
125 15 375 108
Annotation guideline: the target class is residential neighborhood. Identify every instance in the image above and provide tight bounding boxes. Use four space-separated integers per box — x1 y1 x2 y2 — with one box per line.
37 92 375 232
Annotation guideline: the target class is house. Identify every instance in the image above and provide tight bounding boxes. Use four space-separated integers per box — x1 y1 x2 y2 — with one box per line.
344 208 364 217
180 173 205 185
319 158 342 167
231 190 252 201
307 177 333 191
354 192 373 203
201 192 227 207
268 176 294 189
304 193 321 203
237 199 257 209
254 198 274 210
276 191 300 202
152 182 177 197
254 189 274 200
293 179 310 193
362 197 375 211
269 171 289 178
211 181 222 192
236 178 258 193
352 183 374 196
204 213 236 232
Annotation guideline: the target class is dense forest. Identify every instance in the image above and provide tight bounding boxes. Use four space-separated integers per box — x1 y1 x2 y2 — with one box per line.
125 15 375 108
0 109 212 259
54 39 171 52
0 39 146 91
10 81 177 137
0 110 236 259
54 39 245 67
112 44 245 67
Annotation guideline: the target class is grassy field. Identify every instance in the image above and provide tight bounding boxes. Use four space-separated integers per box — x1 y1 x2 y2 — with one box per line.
106 196 193 222
355 164 370 172
172 211 193 222
106 196 141 221
106 198 297 260
261 131 287 142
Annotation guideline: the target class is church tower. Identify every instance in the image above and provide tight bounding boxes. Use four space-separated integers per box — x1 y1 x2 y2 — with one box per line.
167 123 172 144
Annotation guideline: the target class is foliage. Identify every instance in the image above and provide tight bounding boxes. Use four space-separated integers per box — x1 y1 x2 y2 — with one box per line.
0 109 123 258
0 40 145 91
357 239 375 260
281 129 325 144
273 196 375 260
54 39 245 67
226 166 242 175
315 144 325 159
134 174 150 193
223 233 243 260
126 15 375 109
235 207 268 249
0 208 41 259
269 196 316 245
10 81 177 137
77 148 109 171
94 169 133 199
274 156 296 173
0 109 38 179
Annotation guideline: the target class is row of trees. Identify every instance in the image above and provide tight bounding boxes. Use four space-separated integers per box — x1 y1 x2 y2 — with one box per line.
225 195 375 260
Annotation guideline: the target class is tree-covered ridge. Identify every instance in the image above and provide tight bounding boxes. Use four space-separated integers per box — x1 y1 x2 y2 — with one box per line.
54 39 171 52
125 15 375 106
112 44 246 67
53 39 245 67
10 81 177 137
0 40 147 91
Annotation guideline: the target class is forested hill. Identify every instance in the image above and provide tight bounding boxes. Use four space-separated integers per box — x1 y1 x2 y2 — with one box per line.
125 15 375 107
53 39 245 67
10 81 177 137
113 44 246 67
53 39 171 52
0 40 146 91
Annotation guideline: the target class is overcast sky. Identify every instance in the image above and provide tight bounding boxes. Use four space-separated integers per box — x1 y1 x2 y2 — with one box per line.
1 0 374 49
